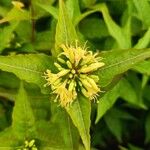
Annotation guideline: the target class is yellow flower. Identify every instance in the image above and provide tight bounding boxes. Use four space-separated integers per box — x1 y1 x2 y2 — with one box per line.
44 41 105 107
17 139 38 150
53 80 77 107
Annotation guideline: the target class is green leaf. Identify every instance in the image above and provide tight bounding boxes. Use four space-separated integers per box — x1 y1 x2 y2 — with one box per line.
0 54 54 91
15 21 32 43
141 75 149 88
76 3 131 48
145 112 150 143
128 144 143 150
55 0 78 56
36 120 66 149
92 3 131 49
119 78 146 109
99 48 150 87
36 3 58 19
104 108 123 142
133 60 150 75
34 30 55 51
96 78 146 123
0 3 30 24
96 81 120 123
0 128 17 148
12 82 36 139
0 87 16 101
0 6 8 17
0 103 9 131
66 0 81 23
80 0 96 8
119 145 128 150
110 108 136 121
51 103 79 150
132 27 150 94
0 22 18 52
0 71 20 89
0 0 11 7
66 95 91 150
133 0 150 27
75 9 98 26
79 18 108 39
134 27 150 49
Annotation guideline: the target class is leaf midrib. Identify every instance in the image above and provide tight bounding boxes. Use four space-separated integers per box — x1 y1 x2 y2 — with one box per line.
0 62 42 74
76 100 89 150
100 50 150 71
67 116 74 150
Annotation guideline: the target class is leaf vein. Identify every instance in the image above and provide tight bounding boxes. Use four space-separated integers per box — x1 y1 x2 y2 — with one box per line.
100 51 150 71
0 62 42 74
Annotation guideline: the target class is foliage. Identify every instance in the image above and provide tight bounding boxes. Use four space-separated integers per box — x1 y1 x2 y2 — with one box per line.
0 0 150 150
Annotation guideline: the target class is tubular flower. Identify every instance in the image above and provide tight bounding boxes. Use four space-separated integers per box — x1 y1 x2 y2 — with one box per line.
44 42 105 107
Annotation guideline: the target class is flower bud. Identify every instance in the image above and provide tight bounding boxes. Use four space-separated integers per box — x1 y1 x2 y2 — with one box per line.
81 87 89 98
57 57 66 64
54 62 63 71
53 78 62 87
28 140 35 147
71 69 76 74
66 60 72 68
81 79 92 88
86 76 100 91
79 62 105 73
60 44 74 63
57 69 70 77
68 80 75 92
89 75 99 82
69 73 73 79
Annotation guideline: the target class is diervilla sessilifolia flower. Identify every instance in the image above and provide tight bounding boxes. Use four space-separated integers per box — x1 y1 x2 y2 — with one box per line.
44 41 105 107
17 139 38 150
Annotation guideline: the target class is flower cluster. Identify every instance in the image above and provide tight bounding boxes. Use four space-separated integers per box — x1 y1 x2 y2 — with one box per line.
17 139 37 150
44 42 105 107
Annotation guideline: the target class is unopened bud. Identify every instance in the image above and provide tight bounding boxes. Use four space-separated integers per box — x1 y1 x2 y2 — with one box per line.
57 57 66 64
28 140 35 147
81 79 92 88
69 74 73 78
54 62 63 71
53 78 61 87
79 62 105 73
57 69 70 77
81 87 89 98
66 61 72 68
68 80 75 92
25 141 28 147
89 75 99 82
71 69 76 74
